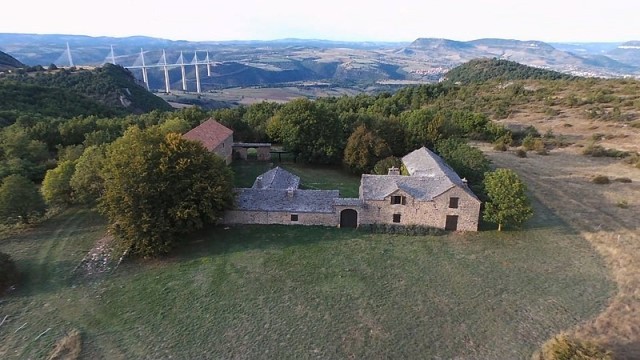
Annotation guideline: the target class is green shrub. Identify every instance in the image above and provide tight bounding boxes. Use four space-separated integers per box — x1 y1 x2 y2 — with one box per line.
532 334 613 360
493 142 507 151
360 223 445 236
522 134 536 151
616 200 629 209
0 252 19 293
592 175 610 184
515 149 527 158
613 177 632 183
583 144 629 158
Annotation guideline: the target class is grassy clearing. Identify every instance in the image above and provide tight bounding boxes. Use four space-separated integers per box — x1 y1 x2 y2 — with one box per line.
482 145 640 358
231 160 361 197
0 198 613 358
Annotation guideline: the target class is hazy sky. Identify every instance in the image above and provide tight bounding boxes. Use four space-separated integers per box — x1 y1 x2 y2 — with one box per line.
1 0 638 42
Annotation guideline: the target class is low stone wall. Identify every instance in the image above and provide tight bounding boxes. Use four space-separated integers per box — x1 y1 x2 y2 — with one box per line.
223 210 337 226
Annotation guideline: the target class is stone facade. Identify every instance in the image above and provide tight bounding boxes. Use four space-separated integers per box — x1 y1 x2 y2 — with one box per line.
358 186 480 231
214 135 233 164
224 210 336 226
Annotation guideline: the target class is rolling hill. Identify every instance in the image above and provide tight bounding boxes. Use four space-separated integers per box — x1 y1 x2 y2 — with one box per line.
0 64 171 118
444 58 574 83
0 50 24 71
1 33 639 90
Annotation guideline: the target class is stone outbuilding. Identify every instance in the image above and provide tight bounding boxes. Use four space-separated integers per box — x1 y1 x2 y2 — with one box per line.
183 118 233 164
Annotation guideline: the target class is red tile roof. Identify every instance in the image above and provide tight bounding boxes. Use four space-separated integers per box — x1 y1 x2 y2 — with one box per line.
183 118 233 151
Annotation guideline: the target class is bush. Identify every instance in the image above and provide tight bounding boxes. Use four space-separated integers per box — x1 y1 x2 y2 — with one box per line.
583 144 629 158
360 223 445 236
493 142 508 151
613 177 632 183
0 252 19 293
616 200 629 209
532 334 613 360
515 149 527 158
592 175 610 184
372 156 403 175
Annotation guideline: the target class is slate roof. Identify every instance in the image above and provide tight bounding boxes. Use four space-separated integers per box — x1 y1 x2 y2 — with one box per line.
182 118 233 151
360 147 479 202
252 167 300 190
402 146 458 178
233 188 340 213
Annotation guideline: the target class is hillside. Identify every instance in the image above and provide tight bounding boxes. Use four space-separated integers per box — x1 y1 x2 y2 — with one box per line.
0 82 117 121
2 34 640 90
0 50 24 71
444 58 574 83
0 64 171 116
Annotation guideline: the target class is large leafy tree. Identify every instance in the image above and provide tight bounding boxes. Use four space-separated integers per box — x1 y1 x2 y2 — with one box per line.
483 168 533 231
435 138 491 185
69 145 107 204
268 98 344 164
343 125 391 174
400 108 444 150
0 174 46 224
99 127 234 257
41 160 77 206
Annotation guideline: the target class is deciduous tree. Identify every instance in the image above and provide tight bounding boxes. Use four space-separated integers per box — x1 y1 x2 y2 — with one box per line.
69 145 107 204
343 125 391 174
0 174 46 224
99 127 234 257
483 168 533 231
41 160 77 206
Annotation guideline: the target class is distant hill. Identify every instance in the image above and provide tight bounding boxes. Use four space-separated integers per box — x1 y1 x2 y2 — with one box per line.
0 64 171 118
0 50 24 71
1 33 639 90
444 58 574 83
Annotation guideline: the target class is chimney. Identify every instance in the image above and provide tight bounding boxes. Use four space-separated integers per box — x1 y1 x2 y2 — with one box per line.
255 176 262 189
287 187 295 198
388 167 400 176
462 178 468 186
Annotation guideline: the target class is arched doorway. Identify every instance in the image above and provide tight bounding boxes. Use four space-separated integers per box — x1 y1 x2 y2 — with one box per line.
340 209 358 228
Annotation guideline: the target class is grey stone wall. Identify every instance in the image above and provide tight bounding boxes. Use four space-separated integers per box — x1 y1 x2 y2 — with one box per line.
359 186 480 231
223 210 337 226
214 135 234 164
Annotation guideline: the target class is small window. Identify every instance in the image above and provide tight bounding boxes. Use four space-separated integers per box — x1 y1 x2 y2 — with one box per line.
391 195 406 205
392 214 401 223
449 197 459 209
291 214 298 222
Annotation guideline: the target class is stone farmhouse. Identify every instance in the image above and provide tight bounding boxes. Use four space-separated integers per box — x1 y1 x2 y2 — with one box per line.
223 148 481 231
184 120 480 231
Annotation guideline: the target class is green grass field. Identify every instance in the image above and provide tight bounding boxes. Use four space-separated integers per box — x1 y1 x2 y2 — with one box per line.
0 195 614 358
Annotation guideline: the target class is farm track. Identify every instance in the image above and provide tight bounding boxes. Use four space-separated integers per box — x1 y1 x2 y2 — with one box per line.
486 148 640 358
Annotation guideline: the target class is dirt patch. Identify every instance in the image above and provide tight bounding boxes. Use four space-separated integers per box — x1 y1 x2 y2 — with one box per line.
481 144 640 359
47 329 82 360
73 234 114 278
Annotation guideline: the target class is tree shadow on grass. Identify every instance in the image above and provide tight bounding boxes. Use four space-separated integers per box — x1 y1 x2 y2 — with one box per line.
170 224 361 263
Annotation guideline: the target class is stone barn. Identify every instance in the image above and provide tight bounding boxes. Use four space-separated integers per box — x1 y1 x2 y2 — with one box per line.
183 118 234 164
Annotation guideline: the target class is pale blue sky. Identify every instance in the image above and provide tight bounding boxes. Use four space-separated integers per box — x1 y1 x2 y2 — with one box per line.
2 0 639 42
